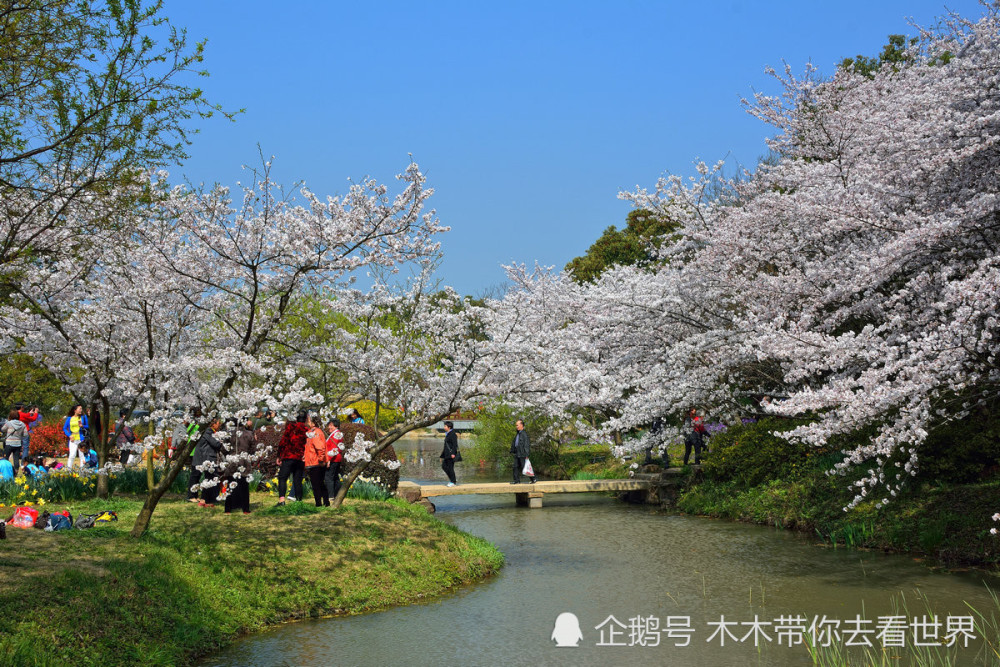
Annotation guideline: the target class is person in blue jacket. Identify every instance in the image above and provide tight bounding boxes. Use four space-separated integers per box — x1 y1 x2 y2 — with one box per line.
62 404 89 470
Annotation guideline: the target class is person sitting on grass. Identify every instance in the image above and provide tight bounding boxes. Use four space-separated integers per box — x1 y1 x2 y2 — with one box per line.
0 457 13 481
24 457 45 477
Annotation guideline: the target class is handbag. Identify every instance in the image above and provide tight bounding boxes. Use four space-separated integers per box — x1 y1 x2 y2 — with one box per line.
455 450 463 462
522 458 534 476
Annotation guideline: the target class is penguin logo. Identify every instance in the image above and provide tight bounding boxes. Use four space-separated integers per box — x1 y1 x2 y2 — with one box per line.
551 612 583 647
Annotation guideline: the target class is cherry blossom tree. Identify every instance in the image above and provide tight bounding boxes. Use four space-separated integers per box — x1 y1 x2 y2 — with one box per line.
0 159 448 535
303 263 517 507
496 6 1000 528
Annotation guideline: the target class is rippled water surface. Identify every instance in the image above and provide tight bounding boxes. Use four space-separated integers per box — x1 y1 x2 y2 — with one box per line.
204 436 1000 666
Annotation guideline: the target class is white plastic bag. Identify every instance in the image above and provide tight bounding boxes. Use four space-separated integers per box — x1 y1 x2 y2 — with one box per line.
522 458 534 476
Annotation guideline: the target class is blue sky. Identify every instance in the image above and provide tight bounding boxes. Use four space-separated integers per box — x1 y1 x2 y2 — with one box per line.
165 0 988 295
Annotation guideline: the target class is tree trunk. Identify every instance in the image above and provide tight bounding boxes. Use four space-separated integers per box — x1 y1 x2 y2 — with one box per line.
95 398 111 499
329 412 449 509
130 436 196 537
374 385 381 434
146 447 155 491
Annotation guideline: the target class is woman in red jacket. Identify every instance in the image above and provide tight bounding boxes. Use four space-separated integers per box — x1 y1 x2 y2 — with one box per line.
275 410 308 505
325 418 345 499
304 414 330 507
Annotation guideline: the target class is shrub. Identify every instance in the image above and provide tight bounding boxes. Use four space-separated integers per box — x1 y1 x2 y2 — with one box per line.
701 417 818 488
0 469 97 506
249 424 283 481
346 480 393 500
469 399 562 466
914 405 1000 484
29 423 67 457
340 423 399 493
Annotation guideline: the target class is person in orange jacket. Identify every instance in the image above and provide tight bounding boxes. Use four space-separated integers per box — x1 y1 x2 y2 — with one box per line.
303 414 330 507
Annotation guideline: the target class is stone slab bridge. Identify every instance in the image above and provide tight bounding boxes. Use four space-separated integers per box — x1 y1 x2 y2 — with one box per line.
397 478 657 510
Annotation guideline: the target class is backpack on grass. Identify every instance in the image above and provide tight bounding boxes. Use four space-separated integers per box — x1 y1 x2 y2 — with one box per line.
33 511 51 529
94 511 118 524
74 514 98 530
45 512 72 531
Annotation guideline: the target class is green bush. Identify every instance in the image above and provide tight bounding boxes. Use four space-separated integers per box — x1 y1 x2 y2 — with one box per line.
0 469 96 506
468 399 561 466
339 423 399 493
346 480 393 501
256 501 321 516
701 418 820 488
914 405 1000 484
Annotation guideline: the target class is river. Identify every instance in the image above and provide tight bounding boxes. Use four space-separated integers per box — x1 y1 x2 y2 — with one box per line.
204 435 1000 666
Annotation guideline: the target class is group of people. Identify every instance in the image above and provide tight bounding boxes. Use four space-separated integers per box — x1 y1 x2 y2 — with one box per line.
438 418 538 486
0 454 61 481
1 404 40 473
61 405 137 471
0 403 105 477
184 413 260 514
273 411 348 508
184 409 351 514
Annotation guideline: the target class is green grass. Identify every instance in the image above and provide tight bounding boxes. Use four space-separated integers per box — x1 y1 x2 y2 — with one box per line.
570 469 625 480
804 588 1000 666
675 475 1000 566
0 493 504 666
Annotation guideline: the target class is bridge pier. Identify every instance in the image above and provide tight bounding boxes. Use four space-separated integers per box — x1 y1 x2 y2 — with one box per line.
515 492 544 508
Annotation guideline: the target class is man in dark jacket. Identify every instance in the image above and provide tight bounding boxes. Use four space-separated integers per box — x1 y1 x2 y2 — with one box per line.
509 419 536 484
224 415 256 514
189 417 223 506
276 410 308 505
439 420 460 486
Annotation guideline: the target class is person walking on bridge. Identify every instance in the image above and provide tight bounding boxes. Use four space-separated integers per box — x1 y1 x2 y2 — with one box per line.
509 419 536 484
440 420 460 486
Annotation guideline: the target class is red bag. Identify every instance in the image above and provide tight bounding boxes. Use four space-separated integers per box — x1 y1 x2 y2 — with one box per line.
9 506 39 529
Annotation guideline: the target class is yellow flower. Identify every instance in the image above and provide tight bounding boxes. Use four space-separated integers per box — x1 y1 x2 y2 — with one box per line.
38 498 46 506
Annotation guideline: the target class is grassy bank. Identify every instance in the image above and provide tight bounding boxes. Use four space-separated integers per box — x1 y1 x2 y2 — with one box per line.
0 494 504 666
669 418 1000 568
676 475 1000 566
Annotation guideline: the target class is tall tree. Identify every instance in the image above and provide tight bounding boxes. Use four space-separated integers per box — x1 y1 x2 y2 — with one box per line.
565 209 677 283
499 5 1000 528
0 0 231 276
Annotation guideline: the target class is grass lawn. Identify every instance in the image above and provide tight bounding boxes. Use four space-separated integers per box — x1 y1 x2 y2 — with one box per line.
0 494 503 666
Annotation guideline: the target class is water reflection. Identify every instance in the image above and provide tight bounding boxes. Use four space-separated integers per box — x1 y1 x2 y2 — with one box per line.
392 434 503 485
204 435 1000 667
